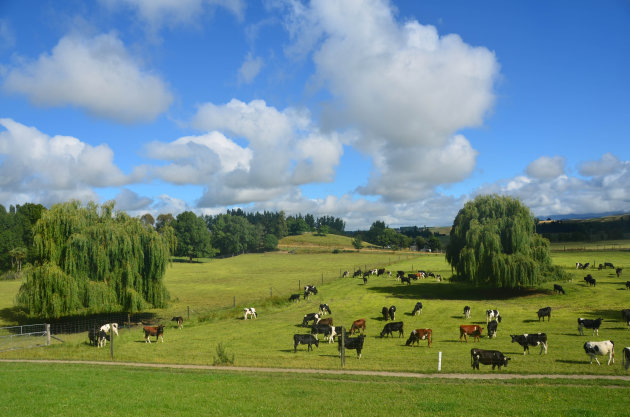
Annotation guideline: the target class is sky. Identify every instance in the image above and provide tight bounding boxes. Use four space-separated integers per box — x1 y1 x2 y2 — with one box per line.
0 0 628 230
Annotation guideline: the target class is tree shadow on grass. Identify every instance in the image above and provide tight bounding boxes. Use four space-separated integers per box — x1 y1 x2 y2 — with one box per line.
366 282 548 301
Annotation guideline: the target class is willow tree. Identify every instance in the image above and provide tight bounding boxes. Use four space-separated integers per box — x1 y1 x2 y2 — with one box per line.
446 195 563 288
16 201 170 318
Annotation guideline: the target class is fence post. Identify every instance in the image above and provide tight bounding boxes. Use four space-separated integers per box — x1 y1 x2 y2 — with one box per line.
341 327 345 367
46 324 50 346
299 280 301 291
187 306 190 320
109 323 114 360
322 273 324 285
127 314 131 330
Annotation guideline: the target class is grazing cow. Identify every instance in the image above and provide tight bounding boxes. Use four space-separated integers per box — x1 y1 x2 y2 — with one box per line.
302 313 320 327
616 268 623 278
350 319 366 335
487 320 498 338
293 334 319 352
412 302 423 316
578 318 603 336
88 328 108 347
471 348 510 370
405 328 432 347
370 269 378 275
397 270 405 279
363 276 368 285
377 268 386 276
400 276 411 285
342 270 349 278
339 334 365 359
576 262 583 269
486 310 502 324
353 270 362 278
243 307 257 320
319 303 332 315
537 307 552 322
599 264 603 270
464 306 471 319
317 317 333 326
553 284 566 294
303 285 318 299
388 306 396 321
310 324 336 343
605 262 615 269
143 325 164 343
171 316 183 329
380 321 404 338
289 293 301 302
460 325 483 342
381 306 389 321
623 347 630 371
99 323 119 337
583 340 614 365
626 281 630 290
510 333 548 355
621 309 630 328
583 275 596 287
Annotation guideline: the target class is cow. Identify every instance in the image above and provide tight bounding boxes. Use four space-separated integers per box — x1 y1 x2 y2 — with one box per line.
623 347 630 371
363 276 368 285
487 320 498 338
400 276 411 285
289 293 301 302
99 323 119 337
486 310 501 324
463 306 471 319
388 305 396 321
583 275 596 287
339 334 365 359
578 318 603 336
377 268 386 276
143 325 164 343
471 348 510 370
294 334 319 352
350 319 366 335
88 328 108 347
626 281 630 290
510 333 548 355
605 262 615 269
370 269 378 275
171 316 183 329
576 262 583 269
599 264 603 270
381 306 389 321
303 285 318 299
317 317 333 326
302 313 320 327
412 302 423 316
621 309 630 328
342 271 349 278
405 328 432 347
310 324 336 343
460 325 483 342
616 268 623 278
583 340 614 365
537 307 552 322
396 270 405 279
243 307 257 320
353 270 362 278
319 304 332 315
380 322 404 338
553 284 565 294
582 262 590 270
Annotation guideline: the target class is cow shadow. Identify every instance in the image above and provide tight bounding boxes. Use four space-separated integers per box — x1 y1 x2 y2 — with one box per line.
522 319 543 323
559 333 583 337
578 309 622 320
366 282 547 301
450 315 465 319
555 359 584 365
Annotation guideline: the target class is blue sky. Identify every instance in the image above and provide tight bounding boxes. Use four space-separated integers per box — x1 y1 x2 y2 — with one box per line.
0 0 628 229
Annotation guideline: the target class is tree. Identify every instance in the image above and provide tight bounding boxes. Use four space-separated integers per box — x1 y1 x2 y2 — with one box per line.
446 195 563 288
173 211 215 262
210 214 258 256
9 247 27 272
140 213 155 228
15 201 170 317
352 235 364 250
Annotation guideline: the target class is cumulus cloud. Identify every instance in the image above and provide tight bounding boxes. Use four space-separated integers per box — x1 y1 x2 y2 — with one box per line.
526 156 566 179
113 188 154 212
0 118 141 206
238 53 264 84
3 33 173 123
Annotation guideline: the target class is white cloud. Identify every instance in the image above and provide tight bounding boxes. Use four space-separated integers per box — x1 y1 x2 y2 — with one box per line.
238 53 264 84
114 188 153 211
526 156 566 179
3 33 173 123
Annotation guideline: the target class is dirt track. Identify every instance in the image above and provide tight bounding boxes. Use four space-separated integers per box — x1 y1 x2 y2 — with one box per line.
3 359 630 381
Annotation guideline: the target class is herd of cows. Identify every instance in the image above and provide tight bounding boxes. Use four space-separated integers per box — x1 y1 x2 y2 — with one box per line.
84 261 630 372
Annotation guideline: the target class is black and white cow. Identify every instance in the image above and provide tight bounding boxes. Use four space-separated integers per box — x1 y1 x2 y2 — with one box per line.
470 348 510 370
353 270 362 278
463 306 471 319
319 303 332 315
381 306 389 321
377 268 386 276
293 334 319 352
400 276 411 285
342 271 349 278
510 333 548 355
243 307 257 320
380 322 404 338
388 306 396 321
553 284 565 294
302 312 320 327
621 309 630 328
623 347 630 371
412 302 423 316
88 328 109 347
576 262 583 269
303 285 318 299
339 334 365 359
578 318 603 336
310 323 337 343
583 340 614 365
537 307 552 322
486 309 501 324
616 268 623 278
487 320 499 338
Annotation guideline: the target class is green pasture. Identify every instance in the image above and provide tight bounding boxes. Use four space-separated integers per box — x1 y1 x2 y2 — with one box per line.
1 362 628 417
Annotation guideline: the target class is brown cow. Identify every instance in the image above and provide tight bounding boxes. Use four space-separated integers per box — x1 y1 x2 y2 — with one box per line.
350 318 366 335
317 317 333 326
405 328 432 347
459 324 483 342
143 325 164 343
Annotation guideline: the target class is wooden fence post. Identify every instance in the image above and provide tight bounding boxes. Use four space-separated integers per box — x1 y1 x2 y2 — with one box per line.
340 327 345 367
109 323 114 360
46 324 50 346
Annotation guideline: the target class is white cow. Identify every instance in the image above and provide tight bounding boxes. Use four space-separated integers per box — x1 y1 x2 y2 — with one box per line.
97 323 118 346
243 307 257 320
583 340 614 365
486 309 501 324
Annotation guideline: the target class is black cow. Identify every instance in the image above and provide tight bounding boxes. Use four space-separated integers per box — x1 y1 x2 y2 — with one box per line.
310 324 336 343
400 276 411 285
626 281 630 290
623 347 630 371
463 306 471 319
293 334 319 352
605 262 615 269
537 307 552 322
583 275 596 287
353 269 362 277
622 309 630 329
381 306 389 320
487 320 498 338
598 264 604 270
616 268 623 278
582 262 590 270
302 312 320 327
578 317 603 336
553 284 565 294
389 306 396 321
470 348 510 370
510 333 548 355
339 334 365 359
377 268 386 276
171 316 183 329
412 302 423 316
396 270 405 279
380 322 404 338
363 276 368 284
319 304 332 315
289 294 301 302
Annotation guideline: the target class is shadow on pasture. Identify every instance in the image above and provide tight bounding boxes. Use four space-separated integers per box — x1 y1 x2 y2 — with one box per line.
450 315 464 319
522 319 543 323
578 309 622 320
560 333 583 337
555 359 585 365
366 282 548 301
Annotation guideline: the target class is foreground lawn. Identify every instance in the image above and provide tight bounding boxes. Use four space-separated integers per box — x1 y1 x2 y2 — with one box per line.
1 362 629 417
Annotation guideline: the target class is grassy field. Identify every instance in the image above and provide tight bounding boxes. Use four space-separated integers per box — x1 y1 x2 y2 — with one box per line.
1 362 629 417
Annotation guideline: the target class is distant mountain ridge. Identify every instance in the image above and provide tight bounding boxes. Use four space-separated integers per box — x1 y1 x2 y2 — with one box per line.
537 211 630 221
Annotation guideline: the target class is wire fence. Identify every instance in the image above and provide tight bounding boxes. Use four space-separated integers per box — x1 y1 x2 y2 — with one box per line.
0 324 48 352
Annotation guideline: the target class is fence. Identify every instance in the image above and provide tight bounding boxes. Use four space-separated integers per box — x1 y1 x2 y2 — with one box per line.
0 323 49 352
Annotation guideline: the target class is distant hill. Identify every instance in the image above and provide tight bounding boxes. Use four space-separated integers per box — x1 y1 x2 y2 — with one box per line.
538 211 630 221
536 214 630 242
